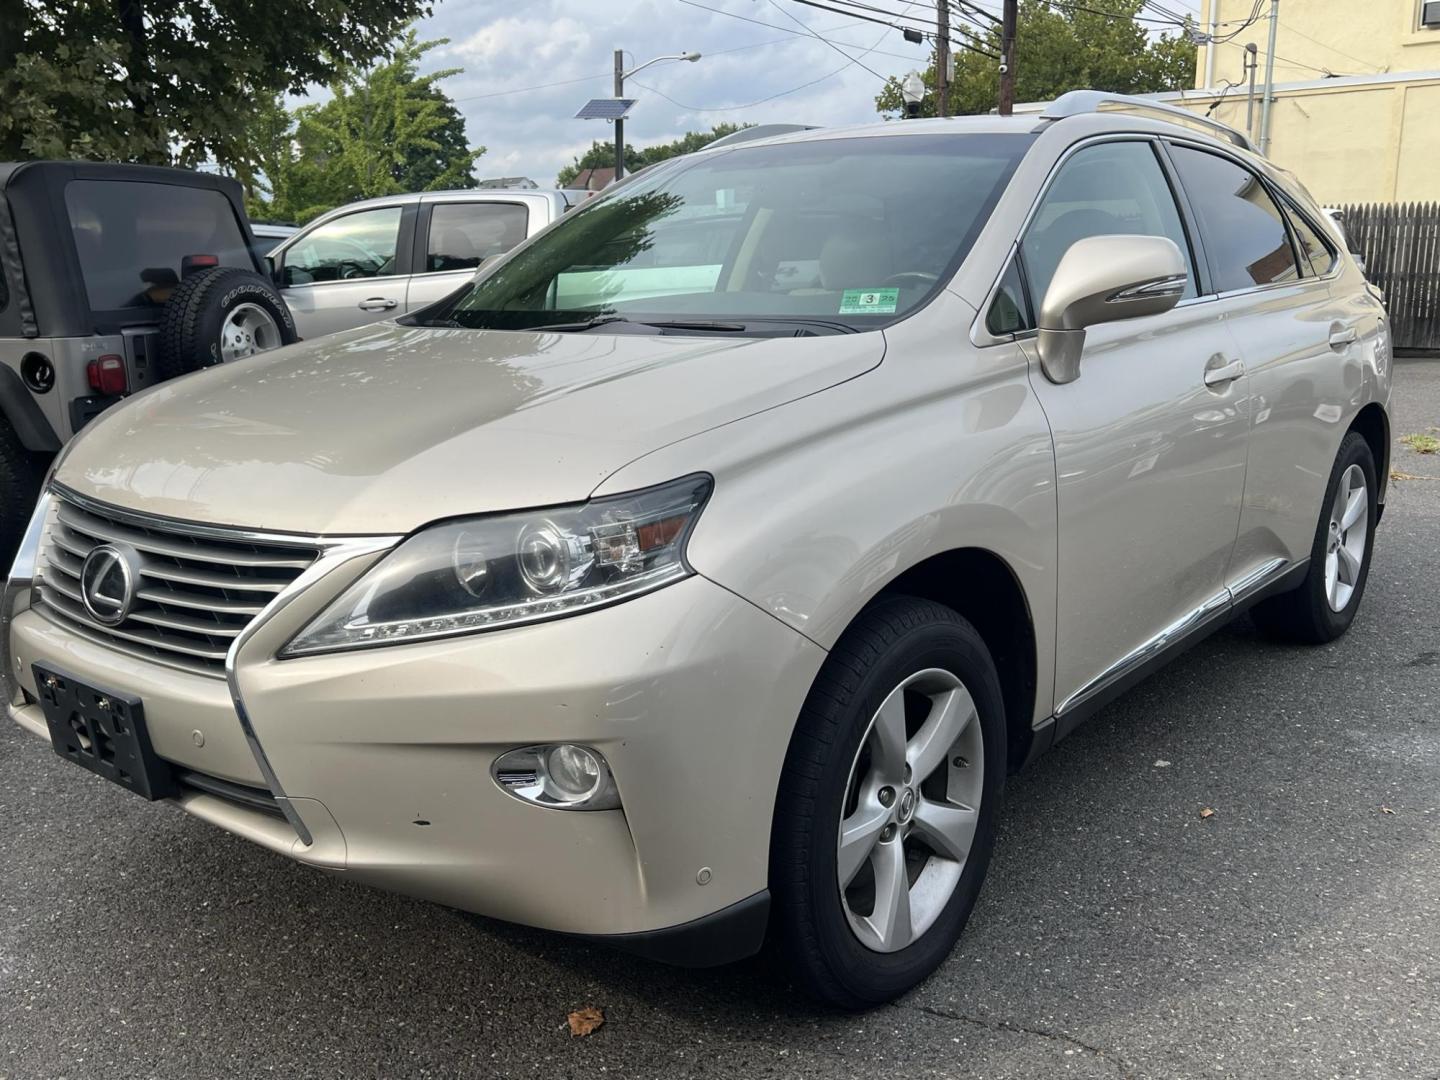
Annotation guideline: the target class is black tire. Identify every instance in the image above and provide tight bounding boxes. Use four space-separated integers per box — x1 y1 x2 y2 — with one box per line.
0 418 43 571
156 267 296 381
1251 431 1378 644
770 596 1007 1010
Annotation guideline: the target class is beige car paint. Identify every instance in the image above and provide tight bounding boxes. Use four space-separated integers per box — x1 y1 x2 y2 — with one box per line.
53 322 882 534
4 110 1392 943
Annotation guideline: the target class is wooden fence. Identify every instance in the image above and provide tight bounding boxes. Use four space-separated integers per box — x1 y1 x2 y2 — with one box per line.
1337 202 1440 351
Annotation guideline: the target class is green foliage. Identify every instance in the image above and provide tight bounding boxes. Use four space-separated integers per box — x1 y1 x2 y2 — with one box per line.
556 123 751 187
0 0 431 167
874 0 1197 118
246 30 484 224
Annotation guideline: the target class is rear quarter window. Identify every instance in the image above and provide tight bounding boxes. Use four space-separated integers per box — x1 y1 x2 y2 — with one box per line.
64 180 251 311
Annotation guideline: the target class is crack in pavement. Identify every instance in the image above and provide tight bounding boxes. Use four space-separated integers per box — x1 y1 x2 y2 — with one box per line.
899 1003 1137 1078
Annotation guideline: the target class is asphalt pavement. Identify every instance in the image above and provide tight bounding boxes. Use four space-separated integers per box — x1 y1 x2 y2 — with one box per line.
3 360 1438 1080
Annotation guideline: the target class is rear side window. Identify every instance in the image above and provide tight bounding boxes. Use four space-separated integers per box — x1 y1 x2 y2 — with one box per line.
64 180 251 311
424 202 529 273
1168 146 1300 291
1020 140 1196 306
1281 200 1336 276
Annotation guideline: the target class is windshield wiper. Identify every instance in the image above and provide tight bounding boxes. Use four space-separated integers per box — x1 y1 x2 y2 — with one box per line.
517 314 635 333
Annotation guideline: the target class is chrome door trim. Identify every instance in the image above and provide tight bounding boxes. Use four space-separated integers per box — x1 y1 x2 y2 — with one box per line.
1226 556 1288 605
225 535 400 847
1056 588 1232 717
1055 557 1294 719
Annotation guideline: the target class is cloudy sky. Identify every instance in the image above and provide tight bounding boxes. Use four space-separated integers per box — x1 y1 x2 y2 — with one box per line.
412 0 993 186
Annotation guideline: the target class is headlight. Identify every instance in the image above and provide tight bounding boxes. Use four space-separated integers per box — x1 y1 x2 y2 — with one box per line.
281 474 712 656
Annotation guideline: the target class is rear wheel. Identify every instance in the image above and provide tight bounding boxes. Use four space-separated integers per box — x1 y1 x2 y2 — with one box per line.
156 267 296 381
770 596 1006 1009
0 418 43 571
1251 431 1377 643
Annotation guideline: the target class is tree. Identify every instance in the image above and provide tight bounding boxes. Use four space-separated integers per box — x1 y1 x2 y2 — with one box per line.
246 31 484 223
0 0 431 168
556 123 751 187
875 0 1196 118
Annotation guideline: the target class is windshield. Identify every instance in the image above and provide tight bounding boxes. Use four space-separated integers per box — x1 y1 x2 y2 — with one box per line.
415 133 1033 336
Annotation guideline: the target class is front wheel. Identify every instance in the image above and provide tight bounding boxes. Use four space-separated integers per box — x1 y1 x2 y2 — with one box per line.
770 596 1006 1009
1251 431 1378 643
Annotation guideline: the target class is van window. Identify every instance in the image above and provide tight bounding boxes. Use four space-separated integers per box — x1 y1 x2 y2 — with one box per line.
424 203 529 273
282 207 404 286
1169 146 1300 291
65 181 251 311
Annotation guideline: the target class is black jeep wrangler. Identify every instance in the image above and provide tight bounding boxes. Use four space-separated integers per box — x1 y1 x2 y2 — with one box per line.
0 161 296 566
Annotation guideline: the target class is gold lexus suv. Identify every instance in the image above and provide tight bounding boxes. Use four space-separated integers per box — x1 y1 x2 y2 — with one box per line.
3 93 1391 1008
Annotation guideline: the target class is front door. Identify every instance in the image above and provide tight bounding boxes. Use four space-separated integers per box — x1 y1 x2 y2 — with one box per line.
1015 139 1251 726
276 205 407 339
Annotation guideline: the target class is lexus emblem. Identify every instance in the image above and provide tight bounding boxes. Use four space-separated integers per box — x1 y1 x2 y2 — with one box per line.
80 543 142 627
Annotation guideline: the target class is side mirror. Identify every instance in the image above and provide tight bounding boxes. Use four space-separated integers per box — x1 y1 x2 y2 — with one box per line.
266 255 282 286
1036 234 1187 384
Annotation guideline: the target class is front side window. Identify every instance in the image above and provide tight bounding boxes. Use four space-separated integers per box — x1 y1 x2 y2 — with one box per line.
65 180 251 311
425 203 529 273
418 134 1033 336
1020 140 1195 307
1169 146 1299 291
282 206 403 286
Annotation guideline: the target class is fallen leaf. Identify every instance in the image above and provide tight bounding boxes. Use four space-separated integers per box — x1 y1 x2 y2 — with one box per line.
1199 807 1215 820
1154 759 1172 768
567 1006 605 1038
1380 806 1396 815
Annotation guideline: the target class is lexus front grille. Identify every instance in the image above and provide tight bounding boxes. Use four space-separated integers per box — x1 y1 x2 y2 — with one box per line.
33 491 320 677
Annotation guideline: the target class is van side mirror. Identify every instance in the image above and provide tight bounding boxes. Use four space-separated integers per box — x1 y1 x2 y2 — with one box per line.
1036 235 1187 384
266 255 281 286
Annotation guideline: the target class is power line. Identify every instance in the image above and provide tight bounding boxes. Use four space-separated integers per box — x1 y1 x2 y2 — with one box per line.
788 0 1000 57
451 73 610 104
673 0 931 61
634 0 901 110
1276 20 1381 72
767 0 889 79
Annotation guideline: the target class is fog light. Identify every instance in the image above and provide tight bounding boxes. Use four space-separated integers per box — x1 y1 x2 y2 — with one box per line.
492 743 620 811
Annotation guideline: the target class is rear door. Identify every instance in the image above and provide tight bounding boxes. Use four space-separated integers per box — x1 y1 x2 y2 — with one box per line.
274 203 412 339
1164 143 1362 593
405 199 532 313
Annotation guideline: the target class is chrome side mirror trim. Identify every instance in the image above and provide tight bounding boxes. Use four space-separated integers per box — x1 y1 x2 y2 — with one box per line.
1036 234 1187 384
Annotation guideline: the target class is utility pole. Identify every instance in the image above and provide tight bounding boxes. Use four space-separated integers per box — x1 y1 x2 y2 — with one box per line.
998 0 1017 116
1243 42 1259 142
613 48 626 180
936 0 950 117
1258 0 1279 154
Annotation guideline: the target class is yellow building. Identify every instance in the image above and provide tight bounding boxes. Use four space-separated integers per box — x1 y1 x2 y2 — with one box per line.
1166 0 1440 203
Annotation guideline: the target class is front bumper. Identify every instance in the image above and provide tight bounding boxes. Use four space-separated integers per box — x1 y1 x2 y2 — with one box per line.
7 566 825 955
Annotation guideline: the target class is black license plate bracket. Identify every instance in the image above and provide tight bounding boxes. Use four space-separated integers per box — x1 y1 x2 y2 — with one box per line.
33 663 176 801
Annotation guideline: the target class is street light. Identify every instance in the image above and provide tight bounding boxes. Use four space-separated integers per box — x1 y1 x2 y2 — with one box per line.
611 50 702 180
901 71 926 119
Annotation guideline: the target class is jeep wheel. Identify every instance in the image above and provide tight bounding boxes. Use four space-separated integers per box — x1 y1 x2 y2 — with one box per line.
0 418 43 570
156 267 297 381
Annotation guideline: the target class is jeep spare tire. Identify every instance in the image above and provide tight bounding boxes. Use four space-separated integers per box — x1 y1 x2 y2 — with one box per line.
156 266 297 381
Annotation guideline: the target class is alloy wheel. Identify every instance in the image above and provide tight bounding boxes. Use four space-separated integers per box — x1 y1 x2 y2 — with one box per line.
836 667 984 953
1324 462 1369 612
218 302 282 364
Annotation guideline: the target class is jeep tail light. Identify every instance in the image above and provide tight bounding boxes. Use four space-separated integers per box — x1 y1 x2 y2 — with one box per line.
181 253 219 277
87 355 128 396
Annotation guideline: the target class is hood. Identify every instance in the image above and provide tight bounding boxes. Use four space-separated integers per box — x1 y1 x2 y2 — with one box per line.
56 322 882 535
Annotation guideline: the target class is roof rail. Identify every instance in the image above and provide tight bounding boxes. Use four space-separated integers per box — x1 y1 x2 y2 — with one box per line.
1040 90 1259 154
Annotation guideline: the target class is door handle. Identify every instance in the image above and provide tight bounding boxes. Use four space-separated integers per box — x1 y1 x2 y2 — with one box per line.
1203 358 1245 387
358 297 399 312
1328 324 1358 349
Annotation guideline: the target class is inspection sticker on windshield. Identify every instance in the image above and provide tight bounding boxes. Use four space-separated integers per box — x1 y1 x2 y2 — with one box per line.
839 288 899 315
